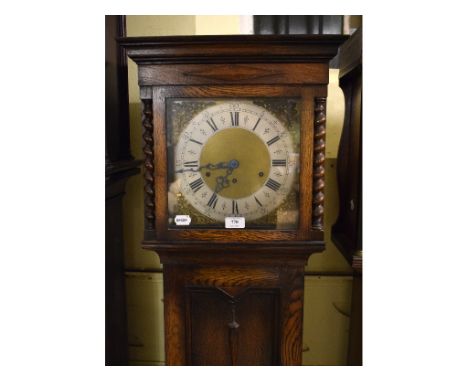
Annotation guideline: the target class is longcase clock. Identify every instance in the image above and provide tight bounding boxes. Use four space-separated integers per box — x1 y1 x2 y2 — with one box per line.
122 35 346 366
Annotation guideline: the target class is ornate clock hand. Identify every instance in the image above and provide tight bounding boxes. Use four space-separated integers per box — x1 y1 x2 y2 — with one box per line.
175 159 239 173
214 161 239 193
206 160 238 171
214 174 229 193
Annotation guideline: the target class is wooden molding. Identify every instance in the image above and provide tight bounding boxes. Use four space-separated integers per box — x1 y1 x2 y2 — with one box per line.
120 35 347 65
138 63 329 86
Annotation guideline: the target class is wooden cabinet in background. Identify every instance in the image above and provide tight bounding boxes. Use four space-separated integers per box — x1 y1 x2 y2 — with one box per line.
105 15 140 365
332 27 362 366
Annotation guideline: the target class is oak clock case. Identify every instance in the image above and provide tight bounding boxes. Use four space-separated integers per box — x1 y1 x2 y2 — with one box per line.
167 98 301 229
122 35 346 366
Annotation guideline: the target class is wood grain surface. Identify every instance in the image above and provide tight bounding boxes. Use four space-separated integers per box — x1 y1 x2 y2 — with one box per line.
162 264 306 365
139 63 328 85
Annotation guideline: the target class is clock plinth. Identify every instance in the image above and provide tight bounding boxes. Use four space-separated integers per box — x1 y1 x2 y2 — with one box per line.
123 34 346 365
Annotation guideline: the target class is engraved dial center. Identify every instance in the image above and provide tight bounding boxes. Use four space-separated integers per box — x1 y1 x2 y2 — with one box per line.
199 128 270 199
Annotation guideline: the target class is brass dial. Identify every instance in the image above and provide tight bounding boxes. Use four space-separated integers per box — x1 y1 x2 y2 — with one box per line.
199 128 270 200
173 101 297 223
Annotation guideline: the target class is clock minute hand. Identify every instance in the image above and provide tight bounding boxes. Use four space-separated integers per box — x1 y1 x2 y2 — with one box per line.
202 159 239 171
175 159 239 173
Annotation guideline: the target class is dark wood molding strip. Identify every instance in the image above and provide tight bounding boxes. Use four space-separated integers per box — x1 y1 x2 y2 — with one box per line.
120 34 347 65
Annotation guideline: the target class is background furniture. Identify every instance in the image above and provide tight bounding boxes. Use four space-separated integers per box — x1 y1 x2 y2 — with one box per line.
105 15 140 365
332 27 362 365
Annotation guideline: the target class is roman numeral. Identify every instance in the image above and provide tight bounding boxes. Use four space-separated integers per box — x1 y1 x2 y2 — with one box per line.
265 178 281 192
189 178 204 193
230 112 239 126
232 200 239 214
272 159 287 166
207 193 218 209
184 160 198 168
206 118 218 132
189 138 203 145
254 196 263 207
252 117 261 131
266 136 280 146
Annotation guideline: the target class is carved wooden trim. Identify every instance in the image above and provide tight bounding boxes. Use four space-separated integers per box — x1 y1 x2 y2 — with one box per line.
142 97 155 230
312 97 326 230
280 267 304 365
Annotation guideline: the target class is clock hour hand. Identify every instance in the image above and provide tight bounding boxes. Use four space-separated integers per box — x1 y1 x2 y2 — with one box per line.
215 173 230 193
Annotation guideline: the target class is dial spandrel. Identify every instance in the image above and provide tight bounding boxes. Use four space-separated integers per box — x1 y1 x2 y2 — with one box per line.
167 99 300 229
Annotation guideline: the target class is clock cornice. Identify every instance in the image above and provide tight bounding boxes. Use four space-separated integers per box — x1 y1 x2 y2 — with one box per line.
119 34 347 65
